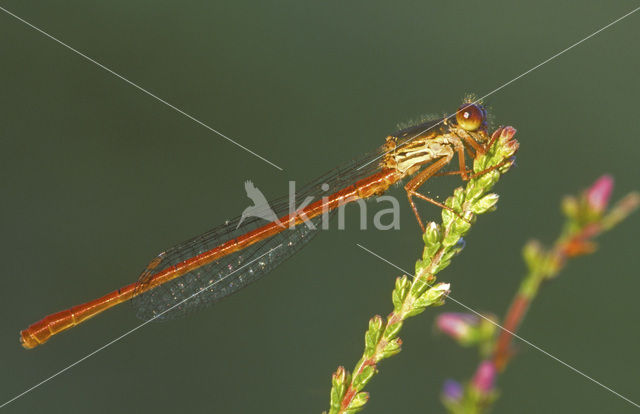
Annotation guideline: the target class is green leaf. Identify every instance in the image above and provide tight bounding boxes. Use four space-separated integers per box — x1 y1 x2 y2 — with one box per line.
383 320 403 340
415 258 431 274
423 243 440 263
410 274 432 297
423 283 450 304
472 193 500 215
452 187 465 210
404 304 428 318
392 276 410 311
476 171 496 189
433 258 452 273
329 366 349 408
454 218 472 235
465 177 483 200
443 231 461 247
346 392 369 410
442 208 454 226
352 365 376 390
379 337 403 359
473 153 488 171
440 248 457 264
423 221 442 251
414 282 450 309
364 316 384 357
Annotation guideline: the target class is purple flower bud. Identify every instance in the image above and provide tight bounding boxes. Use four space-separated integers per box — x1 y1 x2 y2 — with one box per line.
435 312 479 341
442 379 463 402
586 175 614 213
472 360 496 394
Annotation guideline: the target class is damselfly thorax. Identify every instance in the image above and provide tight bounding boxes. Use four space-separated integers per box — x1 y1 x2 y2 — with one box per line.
380 105 492 230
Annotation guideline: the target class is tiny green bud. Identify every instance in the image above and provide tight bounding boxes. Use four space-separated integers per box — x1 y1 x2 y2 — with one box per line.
380 337 402 359
522 240 544 271
441 208 454 227
445 195 456 210
423 221 442 247
364 316 384 356
472 193 500 214
411 283 450 312
392 276 410 310
333 366 347 385
561 195 579 219
423 282 450 306
330 366 349 406
454 218 472 235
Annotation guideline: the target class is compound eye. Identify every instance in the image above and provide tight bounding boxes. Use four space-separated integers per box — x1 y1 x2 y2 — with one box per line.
456 103 485 132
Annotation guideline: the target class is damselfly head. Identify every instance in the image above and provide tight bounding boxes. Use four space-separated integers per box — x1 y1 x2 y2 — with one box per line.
455 103 487 132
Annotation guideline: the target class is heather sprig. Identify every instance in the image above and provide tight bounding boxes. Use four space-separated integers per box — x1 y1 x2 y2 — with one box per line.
436 175 639 414
494 175 640 370
325 127 519 414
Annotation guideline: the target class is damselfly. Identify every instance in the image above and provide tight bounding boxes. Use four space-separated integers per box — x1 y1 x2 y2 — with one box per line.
20 103 510 349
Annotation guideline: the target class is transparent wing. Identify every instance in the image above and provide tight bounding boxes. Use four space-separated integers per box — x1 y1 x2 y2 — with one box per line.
132 147 384 321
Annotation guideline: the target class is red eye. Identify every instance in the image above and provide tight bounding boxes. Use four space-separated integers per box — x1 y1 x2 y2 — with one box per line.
456 104 485 132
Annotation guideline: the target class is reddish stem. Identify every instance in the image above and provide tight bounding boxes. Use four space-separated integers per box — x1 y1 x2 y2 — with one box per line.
338 313 401 412
492 223 603 371
492 294 530 370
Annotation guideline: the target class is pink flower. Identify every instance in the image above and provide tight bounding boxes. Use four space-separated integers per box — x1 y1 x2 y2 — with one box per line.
435 312 479 341
586 175 614 213
472 360 496 394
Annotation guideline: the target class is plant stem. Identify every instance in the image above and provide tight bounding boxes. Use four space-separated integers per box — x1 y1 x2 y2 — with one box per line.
326 126 520 414
493 190 640 371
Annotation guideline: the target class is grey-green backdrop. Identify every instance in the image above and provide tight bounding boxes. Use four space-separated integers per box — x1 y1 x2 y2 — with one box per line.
1 1 638 413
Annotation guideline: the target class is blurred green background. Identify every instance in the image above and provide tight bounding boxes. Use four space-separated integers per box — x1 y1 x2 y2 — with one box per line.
1 1 639 412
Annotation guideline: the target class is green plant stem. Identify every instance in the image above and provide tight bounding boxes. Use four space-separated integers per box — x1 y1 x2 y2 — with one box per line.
326 126 519 414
